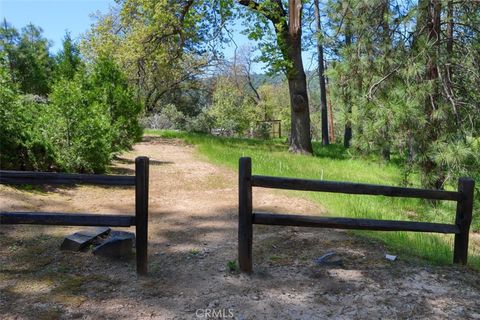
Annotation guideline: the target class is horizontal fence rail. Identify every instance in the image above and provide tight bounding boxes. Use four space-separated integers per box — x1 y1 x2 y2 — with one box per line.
0 212 135 227
0 156 149 275
252 175 460 201
0 170 135 186
238 157 475 273
252 213 460 234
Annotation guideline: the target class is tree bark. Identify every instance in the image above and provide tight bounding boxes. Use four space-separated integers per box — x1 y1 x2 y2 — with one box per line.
314 0 329 146
238 0 313 154
327 85 335 143
284 0 313 154
343 22 352 149
286 63 312 153
445 0 453 84
421 0 444 189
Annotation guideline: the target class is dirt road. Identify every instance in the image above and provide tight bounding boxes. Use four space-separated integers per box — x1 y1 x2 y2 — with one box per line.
1 136 480 319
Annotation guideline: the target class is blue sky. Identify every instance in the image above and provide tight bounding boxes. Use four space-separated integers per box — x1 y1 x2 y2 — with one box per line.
0 0 314 73
1 0 113 53
0 0 252 56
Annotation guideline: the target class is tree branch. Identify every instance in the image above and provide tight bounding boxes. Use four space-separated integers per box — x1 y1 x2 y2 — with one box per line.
237 0 285 24
367 67 399 100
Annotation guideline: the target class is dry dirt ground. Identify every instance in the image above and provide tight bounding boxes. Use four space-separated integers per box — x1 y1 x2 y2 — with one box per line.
1 136 480 320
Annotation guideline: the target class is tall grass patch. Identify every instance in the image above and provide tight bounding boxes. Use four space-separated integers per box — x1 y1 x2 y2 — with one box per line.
147 130 479 270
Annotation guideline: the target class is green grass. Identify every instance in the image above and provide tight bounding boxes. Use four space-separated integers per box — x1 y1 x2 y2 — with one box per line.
227 260 239 272
146 129 480 270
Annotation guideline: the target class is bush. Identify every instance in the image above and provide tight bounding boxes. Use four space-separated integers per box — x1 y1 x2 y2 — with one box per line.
142 104 184 130
45 57 143 173
184 110 214 133
48 78 112 173
208 80 254 136
255 122 272 140
87 56 143 151
0 59 55 171
1 53 144 173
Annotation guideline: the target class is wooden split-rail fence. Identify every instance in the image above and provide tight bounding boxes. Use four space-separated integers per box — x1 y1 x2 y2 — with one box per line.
238 157 475 273
0 157 149 275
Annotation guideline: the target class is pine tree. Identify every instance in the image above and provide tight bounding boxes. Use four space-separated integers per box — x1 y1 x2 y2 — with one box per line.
55 32 81 80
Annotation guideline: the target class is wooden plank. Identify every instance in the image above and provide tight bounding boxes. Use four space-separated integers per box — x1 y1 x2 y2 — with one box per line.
0 212 135 227
252 212 460 234
135 156 149 275
238 157 253 273
0 170 135 186
252 175 460 201
453 177 475 264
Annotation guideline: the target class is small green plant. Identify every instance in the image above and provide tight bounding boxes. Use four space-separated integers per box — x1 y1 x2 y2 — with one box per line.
256 122 272 140
189 249 200 255
227 260 238 272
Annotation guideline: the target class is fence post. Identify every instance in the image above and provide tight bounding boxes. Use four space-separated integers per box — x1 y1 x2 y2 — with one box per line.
453 177 475 264
135 156 149 275
238 157 253 273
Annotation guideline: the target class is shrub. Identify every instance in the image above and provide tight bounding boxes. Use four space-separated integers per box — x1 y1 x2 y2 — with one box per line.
142 104 184 130
48 78 112 173
0 59 55 171
1 53 142 173
184 110 214 133
88 56 143 151
208 81 254 136
255 122 272 140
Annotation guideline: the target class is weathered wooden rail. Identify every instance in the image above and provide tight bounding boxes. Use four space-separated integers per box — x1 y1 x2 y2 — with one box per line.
0 156 149 275
238 157 475 273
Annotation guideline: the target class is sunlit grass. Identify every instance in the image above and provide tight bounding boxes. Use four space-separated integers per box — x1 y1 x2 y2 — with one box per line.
146 129 479 270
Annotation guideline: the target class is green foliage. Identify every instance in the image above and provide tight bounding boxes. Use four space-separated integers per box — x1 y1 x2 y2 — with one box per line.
0 55 22 167
82 0 226 114
0 55 55 170
0 22 54 95
87 56 143 151
325 0 480 189
142 104 185 130
309 111 322 141
227 260 238 272
208 79 254 136
255 83 290 136
43 56 143 173
48 78 112 173
256 122 272 140
237 0 293 75
184 109 215 134
0 39 143 173
55 32 82 80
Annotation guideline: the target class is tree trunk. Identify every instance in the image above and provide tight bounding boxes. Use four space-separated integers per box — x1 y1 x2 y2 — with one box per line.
343 109 352 148
285 0 313 154
314 0 329 146
343 22 352 149
445 0 453 85
327 85 335 143
421 0 444 189
238 0 313 154
287 69 312 154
